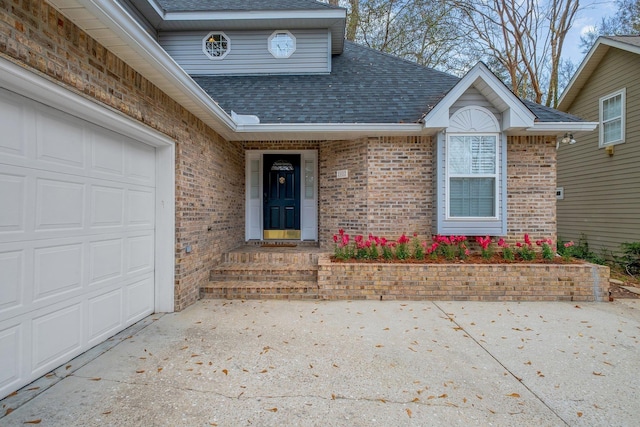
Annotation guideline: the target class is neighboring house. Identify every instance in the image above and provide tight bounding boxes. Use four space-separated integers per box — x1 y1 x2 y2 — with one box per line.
557 35 640 256
0 0 595 398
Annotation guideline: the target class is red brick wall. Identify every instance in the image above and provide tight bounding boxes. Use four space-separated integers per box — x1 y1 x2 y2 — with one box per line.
1 2 245 310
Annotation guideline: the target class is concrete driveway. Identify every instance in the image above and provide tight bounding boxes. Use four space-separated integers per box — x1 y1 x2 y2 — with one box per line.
2 299 640 426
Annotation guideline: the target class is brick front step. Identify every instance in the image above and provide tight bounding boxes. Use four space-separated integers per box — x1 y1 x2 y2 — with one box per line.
209 263 318 282
201 245 325 300
200 281 319 300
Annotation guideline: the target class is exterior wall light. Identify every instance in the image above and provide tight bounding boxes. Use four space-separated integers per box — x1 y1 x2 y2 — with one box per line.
556 133 576 150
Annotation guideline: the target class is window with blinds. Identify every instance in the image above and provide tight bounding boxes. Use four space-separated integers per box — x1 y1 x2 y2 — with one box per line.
447 134 498 218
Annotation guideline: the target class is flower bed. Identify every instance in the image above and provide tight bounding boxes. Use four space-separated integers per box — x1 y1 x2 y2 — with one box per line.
322 231 609 302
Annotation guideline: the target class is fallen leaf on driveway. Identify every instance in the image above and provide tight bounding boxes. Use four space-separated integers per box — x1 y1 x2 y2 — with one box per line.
266 407 278 412
90 377 102 381
506 393 520 398
593 372 604 376
24 420 42 424
406 408 412 418
577 412 583 417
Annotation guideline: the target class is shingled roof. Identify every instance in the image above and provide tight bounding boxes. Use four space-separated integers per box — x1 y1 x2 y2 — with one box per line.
154 0 339 12
193 42 583 125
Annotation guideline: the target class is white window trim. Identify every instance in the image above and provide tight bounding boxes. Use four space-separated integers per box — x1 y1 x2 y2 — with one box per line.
202 31 230 60
599 88 625 147
268 30 296 59
445 133 500 221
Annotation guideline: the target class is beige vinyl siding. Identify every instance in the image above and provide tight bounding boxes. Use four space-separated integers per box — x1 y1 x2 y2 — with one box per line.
557 48 640 256
159 29 330 75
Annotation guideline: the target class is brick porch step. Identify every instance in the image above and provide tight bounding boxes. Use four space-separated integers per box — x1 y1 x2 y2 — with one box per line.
200 280 319 300
200 244 324 300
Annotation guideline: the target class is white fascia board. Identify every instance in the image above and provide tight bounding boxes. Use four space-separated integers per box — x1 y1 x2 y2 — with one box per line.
55 0 238 136
423 63 535 131
163 9 347 22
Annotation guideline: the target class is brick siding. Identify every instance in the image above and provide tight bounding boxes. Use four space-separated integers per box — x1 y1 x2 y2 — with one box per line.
506 136 557 244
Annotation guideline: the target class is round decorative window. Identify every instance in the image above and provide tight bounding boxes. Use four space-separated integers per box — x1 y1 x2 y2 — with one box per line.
268 30 296 58
203 32 230 59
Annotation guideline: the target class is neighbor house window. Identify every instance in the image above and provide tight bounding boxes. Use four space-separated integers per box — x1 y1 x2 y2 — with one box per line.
447 134 498 218
599 88 625 146
203 32 230 59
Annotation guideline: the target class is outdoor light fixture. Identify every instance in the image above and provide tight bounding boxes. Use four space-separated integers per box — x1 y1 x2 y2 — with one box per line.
556 132 576 150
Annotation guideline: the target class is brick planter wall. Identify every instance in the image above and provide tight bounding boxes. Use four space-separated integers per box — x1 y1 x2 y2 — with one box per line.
317 255 609 302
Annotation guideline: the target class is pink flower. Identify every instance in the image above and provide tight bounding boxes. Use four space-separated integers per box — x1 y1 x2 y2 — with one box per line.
516 242 522 248
413 232 418 238
564 241 574 248
497 238 508 248
397 233 410 245
339 229 345 236
524 234 531 245
475 236 492 250
333 234 339 243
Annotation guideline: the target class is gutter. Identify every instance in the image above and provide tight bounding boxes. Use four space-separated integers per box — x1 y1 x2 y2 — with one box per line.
527 122 598 133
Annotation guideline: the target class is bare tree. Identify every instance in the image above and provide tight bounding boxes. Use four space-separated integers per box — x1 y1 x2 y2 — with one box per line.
339 0 475 74
454 0 579 107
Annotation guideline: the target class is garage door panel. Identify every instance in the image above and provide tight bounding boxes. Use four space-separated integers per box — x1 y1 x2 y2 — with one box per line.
35 178 85 231
0 90 29 158
87 289 122 345
125 142 155 186
89 239 123 285
91 185 124 227
0 250 23 312
36 108 86 169
31 303 82 375
127 188 155 226
91 130 125 177
127 234 154 274
0 173 26 233
0 322 23 390
33 243 84 303
125 276 154 323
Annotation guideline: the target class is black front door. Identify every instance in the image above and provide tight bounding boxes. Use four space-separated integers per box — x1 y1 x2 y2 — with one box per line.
263 154 301 239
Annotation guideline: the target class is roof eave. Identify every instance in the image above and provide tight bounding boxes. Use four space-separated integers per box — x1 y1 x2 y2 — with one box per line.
231 123 425 141
524 121 598 135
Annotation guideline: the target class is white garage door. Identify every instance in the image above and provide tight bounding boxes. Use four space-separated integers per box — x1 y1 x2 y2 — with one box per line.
0 88 156 398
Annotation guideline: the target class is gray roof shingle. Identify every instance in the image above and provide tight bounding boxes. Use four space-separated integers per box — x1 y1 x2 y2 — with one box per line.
193 41 585 124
